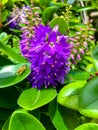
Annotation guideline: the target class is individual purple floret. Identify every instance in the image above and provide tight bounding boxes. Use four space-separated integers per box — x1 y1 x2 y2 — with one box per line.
26 24 71 89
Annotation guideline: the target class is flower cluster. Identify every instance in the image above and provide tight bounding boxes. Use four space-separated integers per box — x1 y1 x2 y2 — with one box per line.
23 24 71 89
69 22 95 64
8 5 41 29
8 5 21 29
20 5 42 58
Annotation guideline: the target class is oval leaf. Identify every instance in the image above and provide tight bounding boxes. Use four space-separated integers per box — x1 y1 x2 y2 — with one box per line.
9 110 46 130
42 6 58 24
18 88 57 110
50 17 68 34
49 100 79 130
49 100 68 130
79 77 98 118
75 123 98 130
0 62 31 88
57 81 86 110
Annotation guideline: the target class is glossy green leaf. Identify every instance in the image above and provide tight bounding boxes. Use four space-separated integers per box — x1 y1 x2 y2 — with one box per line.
0 62 31 88
9 110 46 130
75 123 98 130
57 81 86 110
79 77 98 118
50 17 68 34
18 88 57 110
0 41 26 63
49 100 79 130
49 100 68 130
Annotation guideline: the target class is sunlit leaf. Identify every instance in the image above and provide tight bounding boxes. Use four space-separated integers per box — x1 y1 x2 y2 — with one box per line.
18 88 57 110
79 77 98 118
49 99 79 130
9 110 46 130
0 62 31 88
57 81 86 110
50 17 68 34
75 123 98 130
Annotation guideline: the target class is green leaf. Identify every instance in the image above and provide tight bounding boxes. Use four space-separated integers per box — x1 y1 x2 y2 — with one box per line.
92 46 98 60
49 100 68 130
76 7 94 12
0 41 26 63
0 62 31 88
9 110 46 130
1 34 12 44
49 100 79 130
92 0 98 9
42 6 58 24
39 0 51 8
79 77 98 118
92 59 98 71
24 0 30 5
18 88 57 110
2 117 10 130
0 32 7 41
57 81 86 110
50 16 68 34
75 123 98 130
69 70 89 81
2 10 9 22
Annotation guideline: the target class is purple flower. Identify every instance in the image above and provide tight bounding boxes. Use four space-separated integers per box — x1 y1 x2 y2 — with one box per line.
26 24 71 89
8 5 41 30
7 6 21 29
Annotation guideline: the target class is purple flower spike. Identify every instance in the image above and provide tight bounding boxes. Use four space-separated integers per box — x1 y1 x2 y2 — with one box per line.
27 24 71 89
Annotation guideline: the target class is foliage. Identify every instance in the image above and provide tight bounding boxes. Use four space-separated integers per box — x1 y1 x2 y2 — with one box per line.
0 0 98 130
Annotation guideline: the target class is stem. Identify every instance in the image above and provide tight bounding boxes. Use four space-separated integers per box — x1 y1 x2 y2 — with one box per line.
79 1 89 24
0 0 2 28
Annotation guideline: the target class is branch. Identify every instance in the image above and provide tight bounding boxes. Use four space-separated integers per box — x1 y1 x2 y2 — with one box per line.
79 1 89 24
